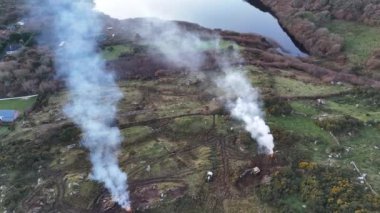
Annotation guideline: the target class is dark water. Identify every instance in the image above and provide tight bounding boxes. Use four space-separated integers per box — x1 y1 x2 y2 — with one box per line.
95 0 306 57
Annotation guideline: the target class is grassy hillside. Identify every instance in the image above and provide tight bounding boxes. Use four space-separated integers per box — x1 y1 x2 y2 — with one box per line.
327 20 380 68
0 65 379 212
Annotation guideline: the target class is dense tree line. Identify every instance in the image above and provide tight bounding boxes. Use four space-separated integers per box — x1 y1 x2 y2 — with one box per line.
0 47 60 97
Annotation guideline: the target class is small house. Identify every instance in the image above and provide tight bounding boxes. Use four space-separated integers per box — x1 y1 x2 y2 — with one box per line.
0 110 20 125
5 43 23 55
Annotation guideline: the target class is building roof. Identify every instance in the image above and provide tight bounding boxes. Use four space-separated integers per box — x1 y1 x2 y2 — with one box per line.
5 44 22 52
0 110 19 122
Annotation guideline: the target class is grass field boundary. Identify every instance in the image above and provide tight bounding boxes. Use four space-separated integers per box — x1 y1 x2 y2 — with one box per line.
0 94 38 101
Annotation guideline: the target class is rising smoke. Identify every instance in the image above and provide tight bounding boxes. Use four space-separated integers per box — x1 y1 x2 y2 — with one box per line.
134 19 275 154
134 19 212 71
215 71 274 154
30 0 130 209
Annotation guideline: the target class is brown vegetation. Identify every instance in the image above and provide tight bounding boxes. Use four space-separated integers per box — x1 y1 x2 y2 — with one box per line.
0 48 59 97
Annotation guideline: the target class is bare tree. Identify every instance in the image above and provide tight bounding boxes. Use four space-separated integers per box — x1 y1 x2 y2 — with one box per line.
13 68 30 80
22 79 38 93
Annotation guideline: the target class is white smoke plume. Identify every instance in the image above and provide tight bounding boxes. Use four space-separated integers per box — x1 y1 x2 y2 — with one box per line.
134 19 212 71
134 19 274 154
215 71 274 154
31 0 130 209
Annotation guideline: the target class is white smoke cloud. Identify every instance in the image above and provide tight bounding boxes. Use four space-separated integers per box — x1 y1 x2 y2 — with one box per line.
134 19 213 70
31 0 130 209
134 19 275 154
215 71 274 154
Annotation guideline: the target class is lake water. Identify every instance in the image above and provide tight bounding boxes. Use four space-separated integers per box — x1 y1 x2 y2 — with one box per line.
94 0 306 57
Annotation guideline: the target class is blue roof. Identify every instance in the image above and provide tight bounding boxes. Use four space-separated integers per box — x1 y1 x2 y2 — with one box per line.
5 44 22 52
0 110 19 122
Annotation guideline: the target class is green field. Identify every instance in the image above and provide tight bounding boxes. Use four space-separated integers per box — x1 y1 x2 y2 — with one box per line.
0 96 37 111
273 76 351 97
327 20 380 66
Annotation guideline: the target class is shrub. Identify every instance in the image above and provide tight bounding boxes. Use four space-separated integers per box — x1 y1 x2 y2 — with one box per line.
257 164 380 212
315 115 362 134
266 98 293 116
